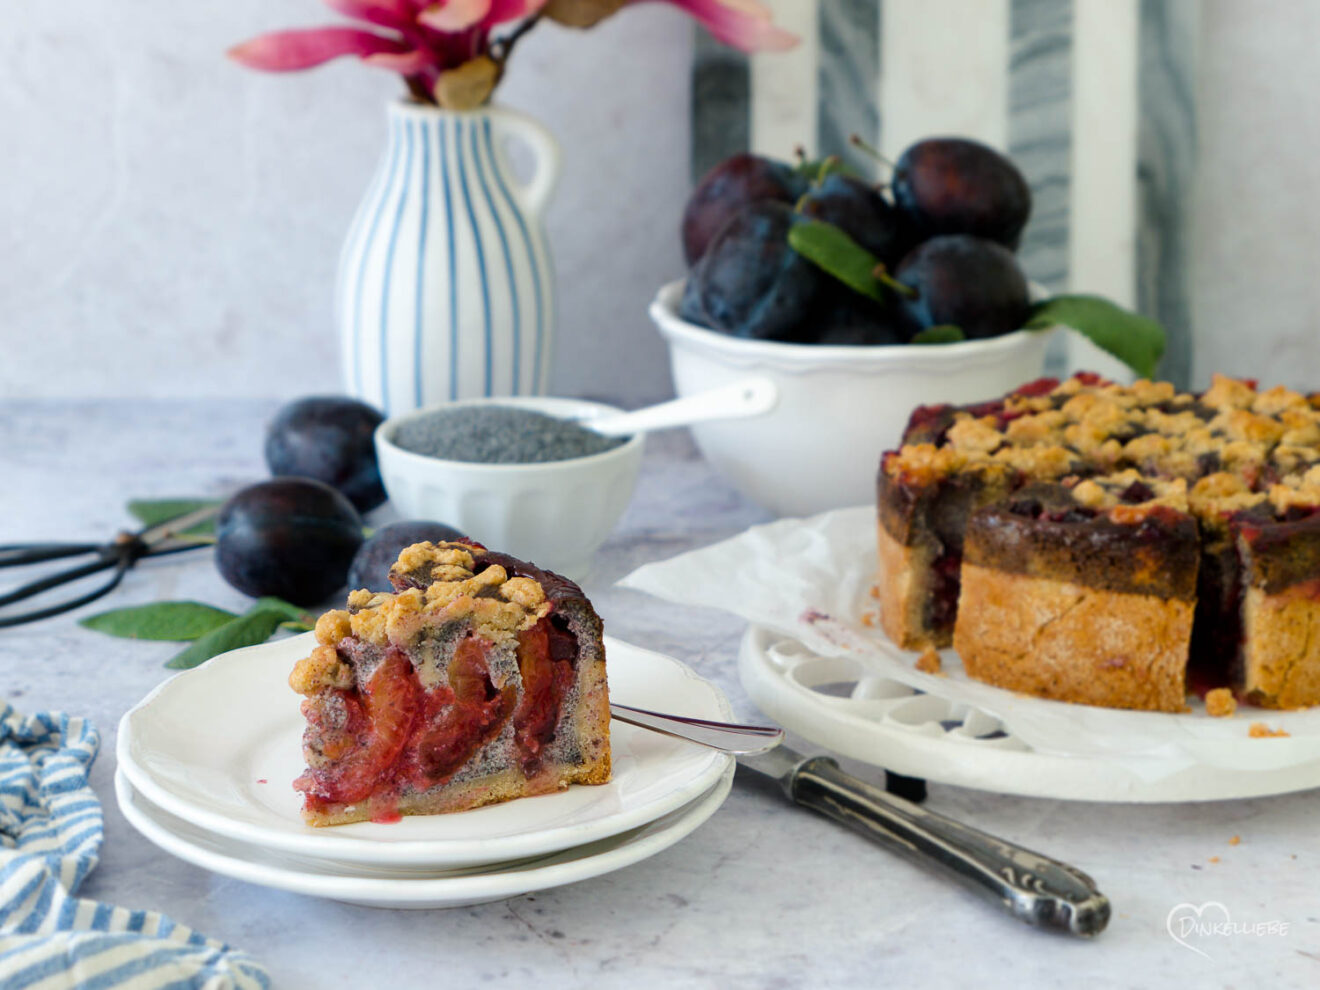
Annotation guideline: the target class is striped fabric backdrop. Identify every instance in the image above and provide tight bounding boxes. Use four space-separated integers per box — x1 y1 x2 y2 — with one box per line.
692 0 1198 386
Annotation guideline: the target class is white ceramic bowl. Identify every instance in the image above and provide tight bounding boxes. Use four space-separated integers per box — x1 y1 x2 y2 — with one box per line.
375 397 645 579
650 279 1055 517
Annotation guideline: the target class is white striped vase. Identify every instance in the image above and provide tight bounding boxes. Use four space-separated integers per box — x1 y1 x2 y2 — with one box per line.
336 101 559 413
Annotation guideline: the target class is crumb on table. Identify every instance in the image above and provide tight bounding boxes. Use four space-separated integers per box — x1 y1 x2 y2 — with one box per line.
915 647 942 675
1248 722 1290 738
1208 856 1221 864
1228 835 1241 846
869 584 881 600
1205 687 1237 718
861 611 877 627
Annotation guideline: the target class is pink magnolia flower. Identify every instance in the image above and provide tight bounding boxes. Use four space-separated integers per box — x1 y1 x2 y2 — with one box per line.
230 0 796 106
663 0 798 53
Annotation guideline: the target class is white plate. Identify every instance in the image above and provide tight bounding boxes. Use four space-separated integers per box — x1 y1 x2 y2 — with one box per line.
115 767 734 909
117 633 732 868
740 625 1320 802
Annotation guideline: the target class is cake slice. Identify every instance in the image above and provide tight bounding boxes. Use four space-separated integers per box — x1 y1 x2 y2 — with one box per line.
876 377 1086 649
953 475 1199 712
289 540 611 826
1210 481 1320 709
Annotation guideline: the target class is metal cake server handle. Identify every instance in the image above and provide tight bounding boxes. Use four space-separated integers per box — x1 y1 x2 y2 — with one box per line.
613 703 1109 937
742 749 1111 937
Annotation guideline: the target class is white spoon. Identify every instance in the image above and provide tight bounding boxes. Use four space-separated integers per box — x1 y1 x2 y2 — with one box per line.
579 378 778 437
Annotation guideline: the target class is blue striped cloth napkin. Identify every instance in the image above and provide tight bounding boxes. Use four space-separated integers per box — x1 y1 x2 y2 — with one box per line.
0 704 269 989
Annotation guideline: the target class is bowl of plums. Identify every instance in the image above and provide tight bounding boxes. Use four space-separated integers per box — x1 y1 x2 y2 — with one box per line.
652 136 1162 517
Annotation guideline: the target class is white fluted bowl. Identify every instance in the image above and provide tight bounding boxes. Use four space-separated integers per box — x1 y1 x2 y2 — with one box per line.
375 397 644 579
650 279 1055 517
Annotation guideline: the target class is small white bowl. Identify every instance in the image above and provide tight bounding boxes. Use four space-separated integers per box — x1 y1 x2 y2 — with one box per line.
650 279 1055 517
375 397 645 579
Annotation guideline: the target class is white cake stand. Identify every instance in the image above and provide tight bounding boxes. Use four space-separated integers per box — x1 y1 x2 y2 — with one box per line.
738 625 1320 803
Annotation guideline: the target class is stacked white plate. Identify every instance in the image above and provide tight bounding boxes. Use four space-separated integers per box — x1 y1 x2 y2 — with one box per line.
116 633 735 909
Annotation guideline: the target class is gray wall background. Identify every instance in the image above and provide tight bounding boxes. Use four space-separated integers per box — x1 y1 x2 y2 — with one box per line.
1 1 1317 404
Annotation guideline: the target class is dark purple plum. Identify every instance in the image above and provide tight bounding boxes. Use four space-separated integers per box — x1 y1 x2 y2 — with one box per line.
808 284 912 346
678 273 710 327
682 153 808 266
216 479 364 606
265 396 387 513
347 520 467 593
892 138 1031 249
691 201 824 342
896 235 1030 341
797 173 912 268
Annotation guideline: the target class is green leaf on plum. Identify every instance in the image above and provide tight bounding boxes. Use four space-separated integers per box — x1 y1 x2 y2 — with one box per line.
909 325 966 345
1025 295 1166 379
793 157 861 182
787 219 887 302
79 601 238 641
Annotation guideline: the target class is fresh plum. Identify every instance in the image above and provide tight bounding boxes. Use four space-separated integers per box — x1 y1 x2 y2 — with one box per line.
797 173 912 267
678 273 710 327
265 396 387 513
691 201 823 342
347 520 468 593
215 479 364 606
809 283 912 345
682 153 808 266
892 138 1031 248
896 235 1030 340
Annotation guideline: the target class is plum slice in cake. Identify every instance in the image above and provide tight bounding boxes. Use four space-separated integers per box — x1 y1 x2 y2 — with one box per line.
289 541 610 826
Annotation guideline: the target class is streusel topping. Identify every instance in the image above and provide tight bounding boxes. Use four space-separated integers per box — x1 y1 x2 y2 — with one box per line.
886 373 1320 522
289 542 555 695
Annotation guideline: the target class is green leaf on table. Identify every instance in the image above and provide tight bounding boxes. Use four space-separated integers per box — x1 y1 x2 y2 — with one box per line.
79 601 238 641
165 608 287 670
1025 294 1167 379
910 325 966 345
788 219 888 302
126 498 222 537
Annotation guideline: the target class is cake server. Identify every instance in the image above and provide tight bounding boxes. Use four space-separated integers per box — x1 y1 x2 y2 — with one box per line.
609 702 784 754
741 748 1109 937
617 704 1109 937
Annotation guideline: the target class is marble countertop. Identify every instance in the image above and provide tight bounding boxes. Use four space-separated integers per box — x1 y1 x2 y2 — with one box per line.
2 399 1318 989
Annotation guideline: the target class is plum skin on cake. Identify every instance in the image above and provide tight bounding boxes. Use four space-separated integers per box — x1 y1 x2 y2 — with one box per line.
877 372 1320 713
288 540 611 826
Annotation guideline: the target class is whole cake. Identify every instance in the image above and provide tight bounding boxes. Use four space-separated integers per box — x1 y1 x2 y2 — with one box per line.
289 540 611 826
877 373 1320 712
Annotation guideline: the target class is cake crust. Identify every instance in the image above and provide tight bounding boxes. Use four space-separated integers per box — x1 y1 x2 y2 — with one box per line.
1241 580 1320 709
953 564 1193 712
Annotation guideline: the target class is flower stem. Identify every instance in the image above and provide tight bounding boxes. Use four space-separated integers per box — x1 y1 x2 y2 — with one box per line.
492 13 542 65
